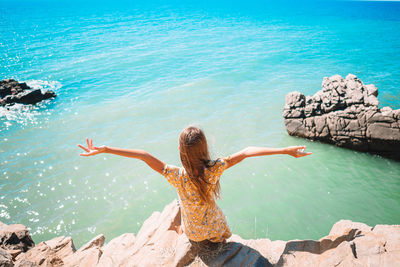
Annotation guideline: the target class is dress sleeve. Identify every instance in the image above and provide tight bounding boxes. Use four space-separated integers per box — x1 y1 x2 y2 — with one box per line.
208 156 230 184
162 164 181 188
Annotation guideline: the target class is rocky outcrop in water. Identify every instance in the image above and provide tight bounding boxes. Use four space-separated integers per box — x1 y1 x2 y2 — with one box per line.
283 74 400 160
0 79 56 106
1 200 400 266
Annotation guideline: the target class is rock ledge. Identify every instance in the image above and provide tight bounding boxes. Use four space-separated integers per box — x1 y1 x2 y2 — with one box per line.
1 201 400 266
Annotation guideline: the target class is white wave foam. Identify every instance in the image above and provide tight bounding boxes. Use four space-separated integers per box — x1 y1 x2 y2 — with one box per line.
24 79 62 93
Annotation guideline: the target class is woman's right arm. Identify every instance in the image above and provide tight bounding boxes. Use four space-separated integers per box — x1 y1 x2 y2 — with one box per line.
225 146 312 169
78 138 166 174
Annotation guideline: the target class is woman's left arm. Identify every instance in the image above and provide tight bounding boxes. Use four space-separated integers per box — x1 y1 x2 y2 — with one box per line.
225 146 312 169
78 138 166 174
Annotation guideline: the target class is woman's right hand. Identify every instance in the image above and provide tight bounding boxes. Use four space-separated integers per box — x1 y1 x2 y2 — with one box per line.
77 138 107 156
285 146 312 158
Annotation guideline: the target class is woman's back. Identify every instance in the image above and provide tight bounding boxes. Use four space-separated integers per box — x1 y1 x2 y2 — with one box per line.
162 157 232 242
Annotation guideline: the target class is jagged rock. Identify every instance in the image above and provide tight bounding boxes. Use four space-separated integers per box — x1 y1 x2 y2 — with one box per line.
97 233 135 266
0 79 56 106
99 200 269 267
113 200 196 266
63 234 104 267
0 248 13 267
76 234 104 253
283 74 400 160
4 201 400 266
63 247 102 267
15 236 75 266
274 219 400 266
0 222 34 256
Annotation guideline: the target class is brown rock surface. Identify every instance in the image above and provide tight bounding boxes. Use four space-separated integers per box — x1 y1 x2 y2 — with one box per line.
0 221 34 257
0 248 13 267
97 233 136 266
283 74 400 160
2 200 400 266
15 236 75 266
113 199 196 266
63 234 104 267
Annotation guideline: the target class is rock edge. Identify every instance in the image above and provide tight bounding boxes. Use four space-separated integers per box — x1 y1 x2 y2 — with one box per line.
1 200 400 266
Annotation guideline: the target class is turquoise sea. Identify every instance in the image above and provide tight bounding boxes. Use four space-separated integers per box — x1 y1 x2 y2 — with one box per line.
1 0 400 247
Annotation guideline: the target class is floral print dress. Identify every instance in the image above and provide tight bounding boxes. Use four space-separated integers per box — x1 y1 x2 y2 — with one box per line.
162 157 232 242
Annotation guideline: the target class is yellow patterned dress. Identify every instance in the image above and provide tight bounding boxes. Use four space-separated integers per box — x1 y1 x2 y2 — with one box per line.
162 157 232 242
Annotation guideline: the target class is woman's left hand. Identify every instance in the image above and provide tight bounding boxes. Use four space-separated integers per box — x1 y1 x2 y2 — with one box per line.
77 138 107 156
286 146 312 158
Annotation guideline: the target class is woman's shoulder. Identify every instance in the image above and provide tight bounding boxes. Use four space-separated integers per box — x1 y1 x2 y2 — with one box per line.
162 164 185 188
212 157 230 166
206 157 229 173
163 164 183 177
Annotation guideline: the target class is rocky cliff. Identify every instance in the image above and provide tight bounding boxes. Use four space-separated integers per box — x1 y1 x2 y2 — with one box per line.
1 200 399 266
283 74 400 160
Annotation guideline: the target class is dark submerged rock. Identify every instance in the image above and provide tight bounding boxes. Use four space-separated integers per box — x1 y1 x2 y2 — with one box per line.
283 74 400 160
0 79 56 107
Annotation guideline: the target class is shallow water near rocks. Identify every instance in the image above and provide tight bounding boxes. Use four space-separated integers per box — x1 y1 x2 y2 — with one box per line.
1 0 400 247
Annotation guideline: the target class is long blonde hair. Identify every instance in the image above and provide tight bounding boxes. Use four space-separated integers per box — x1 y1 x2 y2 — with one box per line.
179 126 221 203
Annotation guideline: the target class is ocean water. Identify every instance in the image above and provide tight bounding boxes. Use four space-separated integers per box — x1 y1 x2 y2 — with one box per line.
1 0 400 247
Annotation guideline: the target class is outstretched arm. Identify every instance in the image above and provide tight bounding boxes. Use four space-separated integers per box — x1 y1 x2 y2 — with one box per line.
226 146 312 169
78 138 166 174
